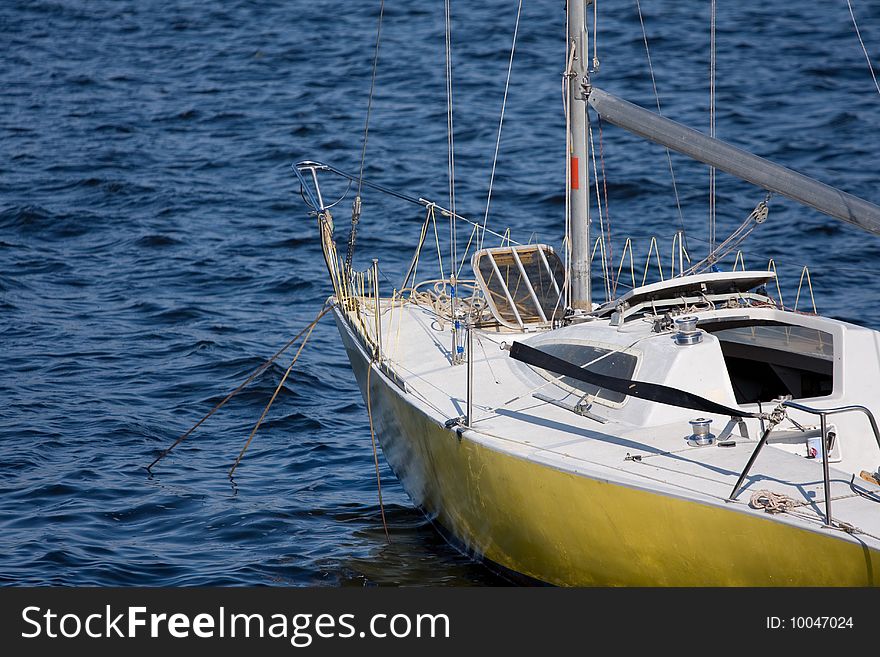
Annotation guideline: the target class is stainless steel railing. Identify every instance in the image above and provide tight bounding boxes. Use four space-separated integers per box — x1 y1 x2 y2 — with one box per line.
729 401 880 527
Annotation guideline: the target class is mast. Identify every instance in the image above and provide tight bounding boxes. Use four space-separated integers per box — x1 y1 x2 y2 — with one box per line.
567 0 591 310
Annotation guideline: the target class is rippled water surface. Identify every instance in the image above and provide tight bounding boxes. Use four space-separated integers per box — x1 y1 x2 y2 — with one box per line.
2 0 880 585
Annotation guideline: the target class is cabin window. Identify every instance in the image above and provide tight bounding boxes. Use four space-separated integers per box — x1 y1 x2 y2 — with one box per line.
702 322 834 403
530 341 638 406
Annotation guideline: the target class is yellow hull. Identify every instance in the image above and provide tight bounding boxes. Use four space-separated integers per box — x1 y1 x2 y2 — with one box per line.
337 312 880 586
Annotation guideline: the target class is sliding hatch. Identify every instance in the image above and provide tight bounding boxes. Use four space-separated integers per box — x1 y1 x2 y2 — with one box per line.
700 319 834 403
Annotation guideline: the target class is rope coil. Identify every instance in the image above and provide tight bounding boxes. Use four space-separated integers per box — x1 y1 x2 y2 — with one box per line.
749 490 800 514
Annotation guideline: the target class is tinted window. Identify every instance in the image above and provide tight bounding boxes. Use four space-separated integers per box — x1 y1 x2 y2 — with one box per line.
532 342 638 405
705 323 834 402
710 325 832 360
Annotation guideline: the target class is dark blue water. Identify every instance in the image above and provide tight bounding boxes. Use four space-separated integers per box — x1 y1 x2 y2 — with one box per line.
2 0 879 585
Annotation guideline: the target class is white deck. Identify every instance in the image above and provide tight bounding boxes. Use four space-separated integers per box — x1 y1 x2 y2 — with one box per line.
349 296 880 548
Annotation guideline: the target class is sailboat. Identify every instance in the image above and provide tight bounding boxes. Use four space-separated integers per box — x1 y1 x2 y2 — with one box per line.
294 1 880 585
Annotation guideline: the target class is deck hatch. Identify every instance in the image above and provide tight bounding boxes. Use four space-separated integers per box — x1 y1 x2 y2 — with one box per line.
472 245 565 329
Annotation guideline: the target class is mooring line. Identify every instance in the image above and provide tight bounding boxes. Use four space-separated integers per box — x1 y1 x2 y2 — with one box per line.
366 361 391 542
228 315 323 478
146 304 330 473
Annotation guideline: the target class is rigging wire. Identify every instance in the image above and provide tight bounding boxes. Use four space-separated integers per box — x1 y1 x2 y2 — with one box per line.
588 122 611 303
444 0 463 363
846 0 880 98
562 12 577 311
465 0 523 273
709 0 717 254
444 0 457 276
596 119 614 295
634 0 688 247
346 0 386 275
296 160 522 244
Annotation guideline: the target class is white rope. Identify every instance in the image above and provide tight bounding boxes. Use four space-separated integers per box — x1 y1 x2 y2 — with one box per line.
686 194 769 275
794 265 818 314
749 490 801 514
846 0 880 98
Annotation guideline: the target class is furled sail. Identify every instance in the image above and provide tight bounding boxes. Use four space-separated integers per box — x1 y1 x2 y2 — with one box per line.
588 87 880 237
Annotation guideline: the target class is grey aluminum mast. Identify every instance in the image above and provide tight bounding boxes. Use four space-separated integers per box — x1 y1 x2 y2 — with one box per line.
588 87 880 236
567 0 591 310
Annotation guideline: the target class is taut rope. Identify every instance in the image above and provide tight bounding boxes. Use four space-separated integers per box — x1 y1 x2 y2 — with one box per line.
146 304 330 473
228 315 322 478
366 361 391 542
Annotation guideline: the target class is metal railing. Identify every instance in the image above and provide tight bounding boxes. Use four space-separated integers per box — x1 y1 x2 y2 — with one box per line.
729 401 880 528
